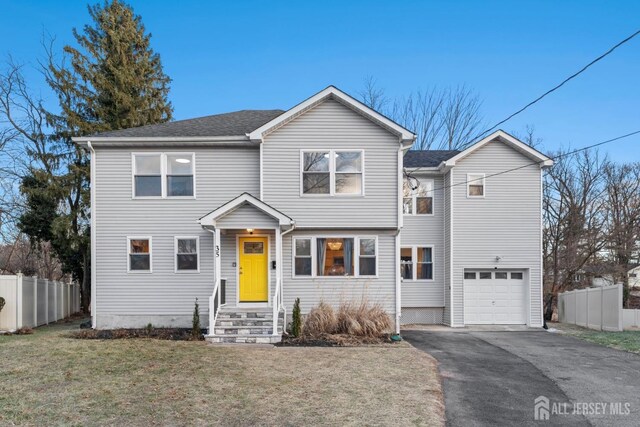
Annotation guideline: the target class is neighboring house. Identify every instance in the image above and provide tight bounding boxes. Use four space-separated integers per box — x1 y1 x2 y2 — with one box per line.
73 86 552 343
628 265 640 289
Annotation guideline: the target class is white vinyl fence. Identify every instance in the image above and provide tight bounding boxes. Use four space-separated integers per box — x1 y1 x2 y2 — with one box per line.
558 284 625 331
0 273 81 332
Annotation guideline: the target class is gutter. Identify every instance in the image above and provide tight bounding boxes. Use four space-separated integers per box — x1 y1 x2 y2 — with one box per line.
87 141 97 329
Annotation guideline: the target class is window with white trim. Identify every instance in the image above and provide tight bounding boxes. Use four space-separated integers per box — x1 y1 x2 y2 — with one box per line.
133 153 195 198
302 150 363 195
403 177 433 215
128 237 151 272
294 238 312 276
400 246 434 280
292 236 377 277
467 173 485 197
175 237 199 272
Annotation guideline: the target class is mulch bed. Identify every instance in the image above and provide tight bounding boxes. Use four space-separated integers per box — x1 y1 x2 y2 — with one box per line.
68 328 204 341
278 333 394 347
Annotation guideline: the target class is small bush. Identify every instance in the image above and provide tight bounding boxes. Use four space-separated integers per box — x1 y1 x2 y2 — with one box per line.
290 298 302 337
191 298 201 340
303 302 337 337
0 296 5 313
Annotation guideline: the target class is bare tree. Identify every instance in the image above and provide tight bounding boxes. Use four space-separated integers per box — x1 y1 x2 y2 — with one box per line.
358 76 389 112
358 79 484 150
543 148 609 320
603 162 640 306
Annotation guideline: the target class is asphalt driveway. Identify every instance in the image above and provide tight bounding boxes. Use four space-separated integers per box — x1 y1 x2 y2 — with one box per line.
404 329 640 427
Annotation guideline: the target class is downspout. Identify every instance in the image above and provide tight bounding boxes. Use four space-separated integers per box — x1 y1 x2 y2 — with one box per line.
396 141 413 334
279 222 296 310
87 141 97 329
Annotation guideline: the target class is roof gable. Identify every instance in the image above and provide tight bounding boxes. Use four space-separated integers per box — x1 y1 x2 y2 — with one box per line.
198 193 293 228
442 130 553 168
248 86 416 143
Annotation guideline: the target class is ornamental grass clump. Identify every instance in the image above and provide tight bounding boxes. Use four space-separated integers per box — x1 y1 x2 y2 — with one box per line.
303 302 338 337
302 299 392 338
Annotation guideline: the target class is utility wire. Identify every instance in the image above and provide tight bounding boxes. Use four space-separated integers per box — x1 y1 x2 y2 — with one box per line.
409 130 640 194
471 28 640 144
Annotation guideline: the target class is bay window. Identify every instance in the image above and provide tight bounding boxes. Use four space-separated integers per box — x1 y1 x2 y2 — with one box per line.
302 150 363 195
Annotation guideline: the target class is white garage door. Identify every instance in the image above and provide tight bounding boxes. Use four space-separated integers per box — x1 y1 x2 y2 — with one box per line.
463 270 527 325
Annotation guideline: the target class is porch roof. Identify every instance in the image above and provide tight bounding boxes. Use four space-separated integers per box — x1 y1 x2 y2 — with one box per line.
198 192 294 228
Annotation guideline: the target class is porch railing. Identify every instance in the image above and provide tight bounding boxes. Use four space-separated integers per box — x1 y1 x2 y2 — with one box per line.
272 277 282 336
208 279 226 335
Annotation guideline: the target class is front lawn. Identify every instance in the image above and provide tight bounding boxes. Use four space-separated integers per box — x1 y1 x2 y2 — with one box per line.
0 319 444 426
553 323 640 354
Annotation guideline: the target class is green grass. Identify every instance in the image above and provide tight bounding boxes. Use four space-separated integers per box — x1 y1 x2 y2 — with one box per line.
554 323 640 354
0 318 444 426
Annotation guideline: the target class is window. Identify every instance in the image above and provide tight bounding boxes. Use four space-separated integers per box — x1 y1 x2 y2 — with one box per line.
467 173 485 197
630 273 637 278
167 155 194 197
301 150 363 195
400 246 434 280
358 238 376 276
317 238 354 276
134 154 162 197
403 177 433 215
292 236 377 277
175 237 199 272
495 272 508 279
479 272 492 279
511 272 523 280
416 247 433 280
464 272 476 280
128 237 151 272
401 248 413 280
133 153 195 198
294 239 312 276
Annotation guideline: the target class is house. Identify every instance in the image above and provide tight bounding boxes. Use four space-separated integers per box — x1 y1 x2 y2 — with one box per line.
73 86 552 343
628 265 640 289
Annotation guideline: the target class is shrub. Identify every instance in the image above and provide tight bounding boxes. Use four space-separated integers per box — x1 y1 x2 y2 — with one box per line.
335 300 392 337
290 298 302 337
303 302 337 337
191 298 201 339
0 296 5 314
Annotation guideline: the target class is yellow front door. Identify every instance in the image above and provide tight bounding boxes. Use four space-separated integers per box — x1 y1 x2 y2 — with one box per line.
239 236 269 302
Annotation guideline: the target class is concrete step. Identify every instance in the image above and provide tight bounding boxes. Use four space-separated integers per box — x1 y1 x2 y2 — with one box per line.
215 325 274 335
206 334 282 344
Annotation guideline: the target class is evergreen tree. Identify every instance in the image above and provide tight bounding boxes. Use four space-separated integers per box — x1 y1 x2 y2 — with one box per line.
18 0 173 311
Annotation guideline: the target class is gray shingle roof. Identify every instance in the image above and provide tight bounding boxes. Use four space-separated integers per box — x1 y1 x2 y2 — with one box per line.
88 109 285 138
403 150 460 168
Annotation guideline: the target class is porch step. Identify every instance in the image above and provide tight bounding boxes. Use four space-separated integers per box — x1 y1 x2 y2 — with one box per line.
206 306 285 345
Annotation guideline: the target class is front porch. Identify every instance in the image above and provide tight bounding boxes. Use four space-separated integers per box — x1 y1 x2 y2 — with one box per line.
198 193 295 344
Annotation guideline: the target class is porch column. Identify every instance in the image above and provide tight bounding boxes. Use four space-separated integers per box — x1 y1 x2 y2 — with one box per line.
214 228 221 286
275 227 282 306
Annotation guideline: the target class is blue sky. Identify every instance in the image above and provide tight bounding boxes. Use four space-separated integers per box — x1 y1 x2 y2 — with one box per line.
1 0 639 161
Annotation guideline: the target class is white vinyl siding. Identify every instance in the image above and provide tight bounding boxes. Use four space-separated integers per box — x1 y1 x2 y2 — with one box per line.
262 99 399 228
451 140 543 327
400 174 445 309
282 230 396 316
94 146 259 328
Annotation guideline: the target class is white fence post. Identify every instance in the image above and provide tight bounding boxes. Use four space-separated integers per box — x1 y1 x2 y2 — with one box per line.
44 279 49 324
53 281 58 321
33 275 38 327
16 272 23 329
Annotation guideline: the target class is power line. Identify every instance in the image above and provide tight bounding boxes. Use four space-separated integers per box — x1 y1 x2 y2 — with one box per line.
471 28 640 144
409 130 640 194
